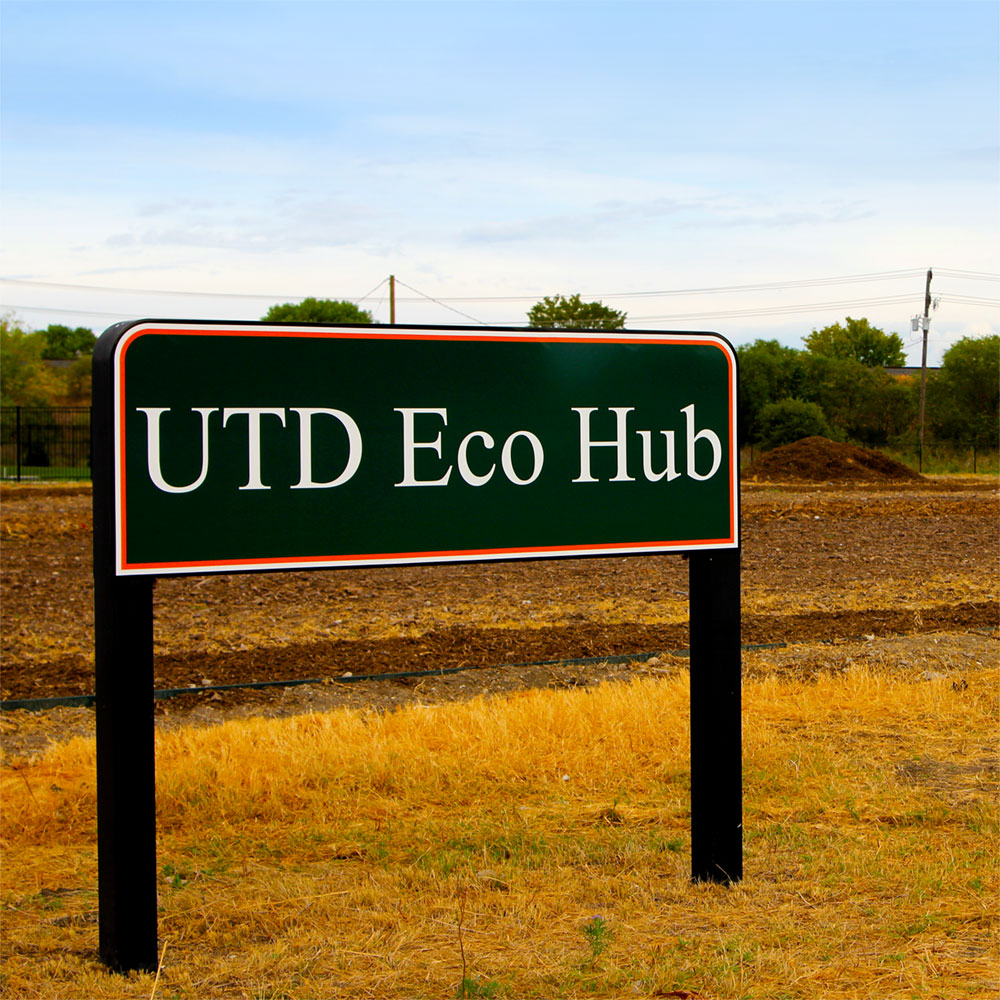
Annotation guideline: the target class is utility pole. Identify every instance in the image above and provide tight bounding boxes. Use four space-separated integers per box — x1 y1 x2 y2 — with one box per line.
916 268 933 472
389 274 396 325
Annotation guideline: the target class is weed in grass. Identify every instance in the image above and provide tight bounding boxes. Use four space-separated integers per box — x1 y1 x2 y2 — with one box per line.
456 977 502 998
900 913 943 938
709 935 757 995
483 830 549 867
161 862 188 890
453 887 506 998
648 833 685 853
596 795 626 826
581 914 613 961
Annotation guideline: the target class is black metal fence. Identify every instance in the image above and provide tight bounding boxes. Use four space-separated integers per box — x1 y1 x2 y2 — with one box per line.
0 406 92 481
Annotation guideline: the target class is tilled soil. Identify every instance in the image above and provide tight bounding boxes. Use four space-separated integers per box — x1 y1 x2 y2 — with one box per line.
1 479 997 719
3 604 995 705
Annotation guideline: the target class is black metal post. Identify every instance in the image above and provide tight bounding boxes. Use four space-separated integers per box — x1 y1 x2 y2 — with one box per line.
92 329 159 972
688 548 742 884
16 406 21 482
94 571 157 971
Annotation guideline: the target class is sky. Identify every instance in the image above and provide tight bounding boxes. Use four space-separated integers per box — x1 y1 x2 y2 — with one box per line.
1 0 997 364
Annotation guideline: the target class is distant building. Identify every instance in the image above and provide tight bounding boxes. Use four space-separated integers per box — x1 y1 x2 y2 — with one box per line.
884 367 940 377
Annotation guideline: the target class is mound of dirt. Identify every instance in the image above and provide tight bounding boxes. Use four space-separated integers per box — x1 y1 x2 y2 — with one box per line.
744 436 925 483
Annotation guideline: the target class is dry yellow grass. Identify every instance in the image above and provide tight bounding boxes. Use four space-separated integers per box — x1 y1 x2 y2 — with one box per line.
2 655 998 998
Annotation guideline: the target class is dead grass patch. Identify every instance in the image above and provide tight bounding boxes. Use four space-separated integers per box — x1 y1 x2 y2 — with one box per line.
2 656 998 999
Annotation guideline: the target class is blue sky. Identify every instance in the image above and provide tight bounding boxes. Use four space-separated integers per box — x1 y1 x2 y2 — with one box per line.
2 0 997 363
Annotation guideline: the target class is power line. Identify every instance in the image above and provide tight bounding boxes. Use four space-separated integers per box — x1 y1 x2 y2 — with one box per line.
934 268 1000 281
362 269 931 302
391 278 489 325
1 303 141 319
588 269 929 301
939 294 1000 306
0 267 933 304
620 294 923 324
0 278 298 301
5 269 995 328
353 277 390 304
9 288 994 327
0 276 385 306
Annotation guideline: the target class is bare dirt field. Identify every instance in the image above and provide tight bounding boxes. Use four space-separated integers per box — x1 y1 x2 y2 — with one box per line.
2 472 997 753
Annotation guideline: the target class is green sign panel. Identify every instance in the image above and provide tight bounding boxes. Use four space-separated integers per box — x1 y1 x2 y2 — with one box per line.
109 322 737 575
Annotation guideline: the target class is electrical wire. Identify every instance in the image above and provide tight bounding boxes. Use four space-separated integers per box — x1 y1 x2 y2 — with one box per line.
0 278 299 300
584 269 930 301
934 268 1000 281
368 290 388 321
938 294 1000 306
4 269 994 327
369 269 931 302
0 267 935 304
391 278 489 325
0 276 390 307
1 303 142 319
590 294 923 325
353 277 389 303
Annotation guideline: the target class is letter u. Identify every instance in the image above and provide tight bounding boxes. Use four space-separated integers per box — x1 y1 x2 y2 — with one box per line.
137 407 218 493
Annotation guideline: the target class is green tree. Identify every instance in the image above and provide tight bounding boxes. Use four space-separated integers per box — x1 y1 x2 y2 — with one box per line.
38 323 96 359
61 356 93 403
0 316 59 406
871 369 918 443
810 356 915 446
736 339 816 445
263 298 373 324
804 316 907 367
757 398 832 450
526 294 626 330
928 334 1000 446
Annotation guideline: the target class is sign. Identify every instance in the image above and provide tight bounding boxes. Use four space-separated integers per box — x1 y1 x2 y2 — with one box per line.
109 322 738 575
91 320 742 974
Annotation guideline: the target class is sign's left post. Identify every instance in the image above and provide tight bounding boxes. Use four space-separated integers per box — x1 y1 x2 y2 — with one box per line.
92 324 159 973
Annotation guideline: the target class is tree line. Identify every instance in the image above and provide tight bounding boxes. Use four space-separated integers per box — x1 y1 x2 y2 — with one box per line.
737 324 998 452
521 297 997 453
2 299 996 457
1 319 97 405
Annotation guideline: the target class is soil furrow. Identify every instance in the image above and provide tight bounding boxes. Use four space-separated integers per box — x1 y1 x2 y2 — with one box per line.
4 601 995 702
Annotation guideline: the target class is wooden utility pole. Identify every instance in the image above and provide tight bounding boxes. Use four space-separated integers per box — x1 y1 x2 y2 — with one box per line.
389 274 396 325
917 269 933 471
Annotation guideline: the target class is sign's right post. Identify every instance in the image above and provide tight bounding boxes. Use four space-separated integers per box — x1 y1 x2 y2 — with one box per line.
688 547 743 883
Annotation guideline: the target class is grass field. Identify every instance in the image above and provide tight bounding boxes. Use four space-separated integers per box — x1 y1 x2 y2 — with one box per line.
0 465 91 483
880 447 1000 477
2 646 996 999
